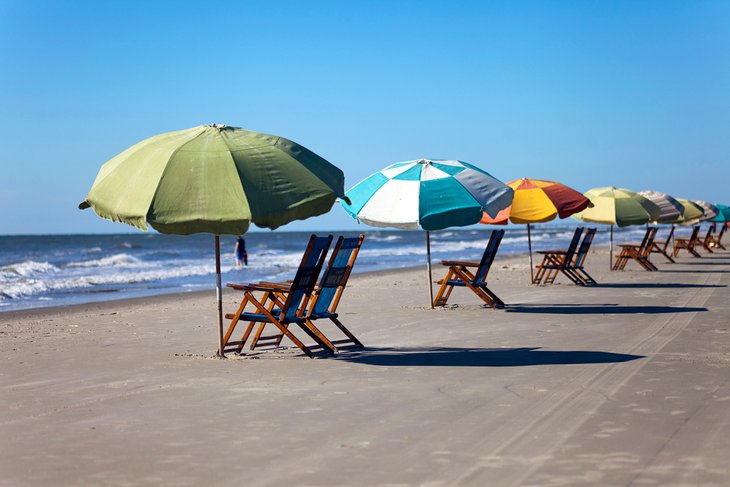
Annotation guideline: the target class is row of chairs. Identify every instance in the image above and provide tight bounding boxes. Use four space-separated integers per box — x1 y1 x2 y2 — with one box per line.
615 223 726 271
223 234 365 358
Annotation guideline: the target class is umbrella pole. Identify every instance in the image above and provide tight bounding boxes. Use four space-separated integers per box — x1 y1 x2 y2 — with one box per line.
426 231 434 309
609 225 614 271
215 235 225 358
527 223 534 284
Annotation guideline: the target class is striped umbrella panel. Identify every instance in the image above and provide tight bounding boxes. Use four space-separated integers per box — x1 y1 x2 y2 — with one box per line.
342 159 513 231
638 190 684 223
574 187 661 227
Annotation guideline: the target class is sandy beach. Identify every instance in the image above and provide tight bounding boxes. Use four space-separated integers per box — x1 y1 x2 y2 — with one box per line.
1 248 729 486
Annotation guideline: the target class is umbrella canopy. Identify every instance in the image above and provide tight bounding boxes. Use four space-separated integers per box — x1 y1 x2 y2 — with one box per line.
342 159 513 230
638 191 684 224
80 124 347 357
80 124 347 234
693 200 719 222
573 187 661 269
341 158 513 306
711 204 730 223
573 187 661 227
674 198 705 225
480 178 591 283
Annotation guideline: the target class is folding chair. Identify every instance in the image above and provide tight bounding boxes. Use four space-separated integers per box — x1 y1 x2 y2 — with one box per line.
649 226 675 263
673 226 701 258
700 223 717 253
710 224 727 250
567 227 597 285
533 227 583 285
613 227 658 271
433 229 505 308
249 235 366 352
222 235 336 358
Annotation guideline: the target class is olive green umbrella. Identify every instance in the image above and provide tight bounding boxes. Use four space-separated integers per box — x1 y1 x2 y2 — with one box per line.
80 124 347 356
674 198 705 225
573 186 661 268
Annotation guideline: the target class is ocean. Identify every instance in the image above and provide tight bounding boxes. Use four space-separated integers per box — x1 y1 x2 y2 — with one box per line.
0 224 666 312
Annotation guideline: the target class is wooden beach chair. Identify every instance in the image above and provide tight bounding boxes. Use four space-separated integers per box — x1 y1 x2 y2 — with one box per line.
249 235 366 352
567 227 597 285
709 224 727 250
433 229 505 308
613 227 658 271
532 227 583 285
700 224 717 253
673 226 701 258
222 235 336 358
648 226 675 263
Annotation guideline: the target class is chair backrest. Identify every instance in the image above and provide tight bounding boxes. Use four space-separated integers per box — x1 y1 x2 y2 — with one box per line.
688 226 701 244
310 234 365 316
562 227 584 265
473 229 505 284
718 224 727 241
281 234 333 321
704 223 716 242
573 228 596 266
661 226 675 251
637 227 652 252
641 227 658 257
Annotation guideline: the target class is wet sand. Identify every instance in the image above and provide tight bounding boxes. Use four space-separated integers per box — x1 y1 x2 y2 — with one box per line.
1 248 729 486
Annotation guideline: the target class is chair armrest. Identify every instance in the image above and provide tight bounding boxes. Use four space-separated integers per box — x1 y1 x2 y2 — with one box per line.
440 260 480 267
226 283 283 292
537 250 567 254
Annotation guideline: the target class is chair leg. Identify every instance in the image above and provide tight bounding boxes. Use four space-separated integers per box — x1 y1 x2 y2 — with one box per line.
433 269 455 307
245 292 314 358
329 316 364 349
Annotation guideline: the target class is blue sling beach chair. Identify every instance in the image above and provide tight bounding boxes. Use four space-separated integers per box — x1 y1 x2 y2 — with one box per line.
222 235 335 358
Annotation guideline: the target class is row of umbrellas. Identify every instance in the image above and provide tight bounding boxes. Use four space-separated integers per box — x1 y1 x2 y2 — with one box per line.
79 124 729 354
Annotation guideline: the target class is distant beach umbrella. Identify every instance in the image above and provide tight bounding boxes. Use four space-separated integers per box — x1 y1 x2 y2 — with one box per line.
79 124 347 357
341 158 513 307
674 198 705 225
638 191 684 224
480 178 591 283
692 200 719 222
573 187 661 269
711 204 730 223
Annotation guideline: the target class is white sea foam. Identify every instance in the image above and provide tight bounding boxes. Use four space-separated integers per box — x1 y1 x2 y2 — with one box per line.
0 260 60 278
67 253 143 268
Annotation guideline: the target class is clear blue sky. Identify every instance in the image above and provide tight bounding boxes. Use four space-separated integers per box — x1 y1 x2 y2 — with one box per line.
1 0 729 234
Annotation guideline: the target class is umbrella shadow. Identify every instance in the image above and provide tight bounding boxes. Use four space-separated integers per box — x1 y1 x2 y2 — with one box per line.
597 283 725 289
336 347 643 367
504 303 707 314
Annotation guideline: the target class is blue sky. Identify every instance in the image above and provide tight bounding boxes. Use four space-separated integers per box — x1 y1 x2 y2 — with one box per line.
1 0 729 234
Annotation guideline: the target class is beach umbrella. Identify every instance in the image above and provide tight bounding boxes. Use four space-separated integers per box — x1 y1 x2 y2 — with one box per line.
638 191 684 223
79 124 347 356
693 200 719 222
674 198 705 225
341 158 513 307
573 187 661 268
480 178 591 283
711 204 730 223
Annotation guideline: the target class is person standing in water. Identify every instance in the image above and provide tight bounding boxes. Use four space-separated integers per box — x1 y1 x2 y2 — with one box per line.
234 236 248 268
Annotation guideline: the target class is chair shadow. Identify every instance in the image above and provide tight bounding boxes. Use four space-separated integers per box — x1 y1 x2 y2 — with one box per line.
657 269 730 273
336 347 644 367
504 304 707 314
597 283 725 289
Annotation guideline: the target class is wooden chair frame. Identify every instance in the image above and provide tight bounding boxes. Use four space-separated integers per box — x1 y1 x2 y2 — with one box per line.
648 226 675 263
433 230 505 308
222 235 336 358
673 226 701 258
710 224 727 250
613 227 658 271
700 223 717 253
533 227 583 285
249 235 366 352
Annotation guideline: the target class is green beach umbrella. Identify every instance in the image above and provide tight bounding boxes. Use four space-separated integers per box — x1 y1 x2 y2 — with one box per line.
80 124 347 356
692 200 719 222
674 198 705 225
573 186 661 268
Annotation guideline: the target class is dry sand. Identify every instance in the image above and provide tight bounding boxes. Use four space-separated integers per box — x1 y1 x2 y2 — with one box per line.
1 248 729 486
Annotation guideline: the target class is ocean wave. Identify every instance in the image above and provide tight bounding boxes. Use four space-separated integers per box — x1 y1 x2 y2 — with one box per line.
367 235 403 242
0 260 60 278
66 253 143 268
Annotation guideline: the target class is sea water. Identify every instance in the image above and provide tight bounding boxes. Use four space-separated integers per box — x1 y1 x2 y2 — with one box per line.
0 225 661 312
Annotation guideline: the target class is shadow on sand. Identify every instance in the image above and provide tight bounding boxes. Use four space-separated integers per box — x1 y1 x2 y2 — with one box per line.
597 283 725 289
336 347 644 367
504 303 707 314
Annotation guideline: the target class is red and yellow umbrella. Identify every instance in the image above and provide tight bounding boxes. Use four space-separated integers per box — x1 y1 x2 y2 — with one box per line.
481 178 591 282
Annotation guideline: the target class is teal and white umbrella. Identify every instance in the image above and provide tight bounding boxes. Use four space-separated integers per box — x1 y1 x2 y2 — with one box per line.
342 158 513 307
